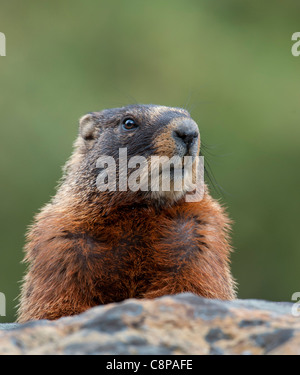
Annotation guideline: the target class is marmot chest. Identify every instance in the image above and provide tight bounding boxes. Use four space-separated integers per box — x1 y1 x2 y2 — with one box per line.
95 207 203 278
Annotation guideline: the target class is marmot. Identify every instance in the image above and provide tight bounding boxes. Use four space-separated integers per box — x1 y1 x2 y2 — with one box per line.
17 104 236 322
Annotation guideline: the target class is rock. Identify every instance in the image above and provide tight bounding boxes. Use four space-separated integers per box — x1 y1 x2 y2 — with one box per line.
0 293 299 355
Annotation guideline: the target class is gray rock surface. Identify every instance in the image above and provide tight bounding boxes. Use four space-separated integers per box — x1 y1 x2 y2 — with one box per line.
0 293 299 355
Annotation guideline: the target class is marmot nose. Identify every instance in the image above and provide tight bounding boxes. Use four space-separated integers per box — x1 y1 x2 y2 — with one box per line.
172 122 199 149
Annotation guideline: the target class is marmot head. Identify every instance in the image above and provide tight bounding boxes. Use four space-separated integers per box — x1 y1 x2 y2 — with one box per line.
63 104 201 209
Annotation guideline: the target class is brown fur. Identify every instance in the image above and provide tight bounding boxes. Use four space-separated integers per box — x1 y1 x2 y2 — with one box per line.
17 104 236 322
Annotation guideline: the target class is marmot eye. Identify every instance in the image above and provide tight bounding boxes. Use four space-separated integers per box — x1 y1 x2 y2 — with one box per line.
122 118 138 131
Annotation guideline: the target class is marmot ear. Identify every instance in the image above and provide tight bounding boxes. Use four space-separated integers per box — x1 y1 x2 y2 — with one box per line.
79 113 99 141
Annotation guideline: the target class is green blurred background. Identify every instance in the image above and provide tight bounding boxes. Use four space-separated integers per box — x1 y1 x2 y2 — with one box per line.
0 0 299 322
